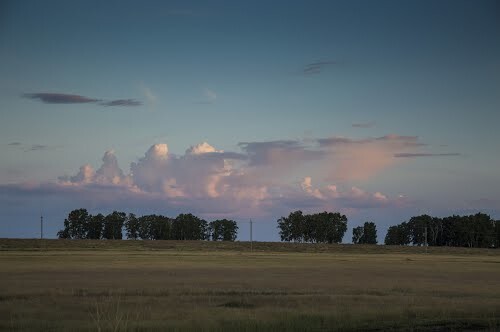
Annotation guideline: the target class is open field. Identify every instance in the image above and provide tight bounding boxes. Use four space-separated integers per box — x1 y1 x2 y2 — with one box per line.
0 240 499 331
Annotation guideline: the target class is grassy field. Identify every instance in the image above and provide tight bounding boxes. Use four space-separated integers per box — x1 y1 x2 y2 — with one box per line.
0 239 499 331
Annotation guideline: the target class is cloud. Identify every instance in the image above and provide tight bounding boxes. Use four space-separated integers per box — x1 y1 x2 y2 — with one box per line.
317 135 425 148
239 140 323 167
394 153 461 158
24 93 100 104
100 99 142 107
141 84 157 108
95 150 127 184
352 121 376 128
303 60 337 75
24 92 142 107
51 139 406 216
1 132 461 220
196 88 217 104
7 142 56 152
298 176 390 209
316 135 427 181
26 144 49 152
203 88 217 102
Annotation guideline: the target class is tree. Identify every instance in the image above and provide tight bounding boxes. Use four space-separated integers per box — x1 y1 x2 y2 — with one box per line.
385 222 410 245
321 212 348 244
407 215 432 246
87 213 104 239
138 215 153 239
57 209 91 239
172 213 208 240
150 215 171 240
103 211 126 240
352 226 364 244
362 222 377 244
125 213 139 239
352 222 377 244
209 219 238 241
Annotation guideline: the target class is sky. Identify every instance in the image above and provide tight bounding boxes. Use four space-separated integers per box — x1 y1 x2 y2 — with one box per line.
1 0 499 241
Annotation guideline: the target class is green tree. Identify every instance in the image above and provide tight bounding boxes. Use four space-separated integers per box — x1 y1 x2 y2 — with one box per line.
103 211 126 240
172 213 208 240
384 222 410 245
277 214 293 242
209 219 238 241
57 209 90 239
150 215 171 240
362 222 377 244
125 213 139 239
87 213 104 239
352 226 364 244
138 215 153 239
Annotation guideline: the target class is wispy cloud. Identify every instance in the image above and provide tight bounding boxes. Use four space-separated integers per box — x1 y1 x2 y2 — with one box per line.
7 142 51 152
394 153 461 158
303 60 337 75
196 88 217 104
100 99 142 107
26 144 49 152
24 92 142 107
352 121 376 128
24 93 100 104
140 83 157 110
317 135 426 148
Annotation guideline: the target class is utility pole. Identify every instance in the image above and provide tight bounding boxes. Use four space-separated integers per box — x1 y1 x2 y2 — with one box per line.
424 225 427 253
40 214 43 240
250 219 253 252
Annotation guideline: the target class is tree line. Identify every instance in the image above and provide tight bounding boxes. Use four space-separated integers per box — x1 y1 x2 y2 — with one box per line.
277 210 499 248
384 213 500 248
57 209 238 241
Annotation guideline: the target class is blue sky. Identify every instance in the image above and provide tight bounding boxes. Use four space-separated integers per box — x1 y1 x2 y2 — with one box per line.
1 0 499 240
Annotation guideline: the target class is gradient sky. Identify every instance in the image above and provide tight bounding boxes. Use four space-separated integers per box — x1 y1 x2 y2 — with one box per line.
1 0 499 240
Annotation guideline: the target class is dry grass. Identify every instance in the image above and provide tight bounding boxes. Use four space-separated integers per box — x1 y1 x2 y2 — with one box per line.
0 239 499 331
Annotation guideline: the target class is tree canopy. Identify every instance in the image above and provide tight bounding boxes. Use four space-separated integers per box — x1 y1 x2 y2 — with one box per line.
277 211 348 244
384 213 499 248
352 222 377 244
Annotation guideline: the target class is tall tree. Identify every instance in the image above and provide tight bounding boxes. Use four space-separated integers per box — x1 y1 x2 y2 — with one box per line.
352 226 364 244
150 215 171 240
362 222 377 244
385 223 411 245
352 222 377 244
57 209 91 239
125 213 139 240
103 211 126 240
172 213 208 240
87 213 104 239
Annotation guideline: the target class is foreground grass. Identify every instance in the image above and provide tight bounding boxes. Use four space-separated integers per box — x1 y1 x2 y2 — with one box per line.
0 240 499 331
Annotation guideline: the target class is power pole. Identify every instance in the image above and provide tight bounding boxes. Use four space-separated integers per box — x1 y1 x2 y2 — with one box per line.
250 219 253 252
424 225 427 253
40 214 43 240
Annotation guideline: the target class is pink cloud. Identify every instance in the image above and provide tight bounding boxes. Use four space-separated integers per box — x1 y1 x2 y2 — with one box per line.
2 134 460 220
